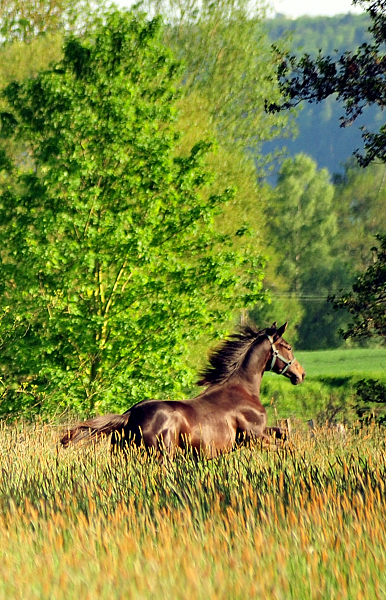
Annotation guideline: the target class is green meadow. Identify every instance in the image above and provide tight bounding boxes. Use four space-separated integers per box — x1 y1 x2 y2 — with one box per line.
262 347 386 424
296 347 386 379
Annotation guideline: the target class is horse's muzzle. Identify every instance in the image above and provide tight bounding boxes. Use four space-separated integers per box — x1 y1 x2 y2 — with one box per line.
289 361 306 385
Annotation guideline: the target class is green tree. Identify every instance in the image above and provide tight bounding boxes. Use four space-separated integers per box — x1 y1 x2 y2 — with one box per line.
0 10 264 416
249 270 304 345
139 0 294 245
0 0 109 43
174 92 273 281
267 0 386 167
260 154 351 349
141 0 291 159
140 0 297 343
330 234 386 342
137 0 295 345
266 154 336 294
330 234 386 418
333 160 386 270
0 0 113 191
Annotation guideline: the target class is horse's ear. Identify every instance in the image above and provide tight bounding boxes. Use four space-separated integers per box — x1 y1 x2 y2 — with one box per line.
271 321 277 329
275 322 288 339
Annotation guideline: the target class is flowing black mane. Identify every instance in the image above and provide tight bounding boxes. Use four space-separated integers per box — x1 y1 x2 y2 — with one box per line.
197 325 269 387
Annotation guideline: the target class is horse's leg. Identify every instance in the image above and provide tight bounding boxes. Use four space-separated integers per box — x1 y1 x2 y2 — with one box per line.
157 426 184 465
265 426 288 440
110 424 143 456
235 410 269 447
247 430 270 446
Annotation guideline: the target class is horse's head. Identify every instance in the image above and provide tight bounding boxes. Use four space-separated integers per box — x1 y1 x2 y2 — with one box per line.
264 322 305 385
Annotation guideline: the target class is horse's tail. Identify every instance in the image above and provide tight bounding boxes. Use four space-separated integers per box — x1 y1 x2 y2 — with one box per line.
60 413 130 448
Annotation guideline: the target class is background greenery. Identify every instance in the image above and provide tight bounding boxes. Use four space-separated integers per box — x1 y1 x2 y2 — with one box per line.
262 347 386 423
0 1 384 417
0 5 386 595
259 10 386 352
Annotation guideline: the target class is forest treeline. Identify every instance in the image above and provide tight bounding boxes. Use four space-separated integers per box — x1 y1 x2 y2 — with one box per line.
0 0 383 416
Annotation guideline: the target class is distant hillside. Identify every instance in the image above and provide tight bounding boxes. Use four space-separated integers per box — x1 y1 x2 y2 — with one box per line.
267 13 371 54
264 13 383 178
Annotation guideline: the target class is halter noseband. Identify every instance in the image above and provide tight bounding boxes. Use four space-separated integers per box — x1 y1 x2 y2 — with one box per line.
265 334 295 375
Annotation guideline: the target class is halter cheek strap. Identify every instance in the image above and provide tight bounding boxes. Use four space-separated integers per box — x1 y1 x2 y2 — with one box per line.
265 334 295 375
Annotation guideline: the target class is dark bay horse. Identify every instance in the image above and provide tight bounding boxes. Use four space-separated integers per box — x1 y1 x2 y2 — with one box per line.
61 322 305 457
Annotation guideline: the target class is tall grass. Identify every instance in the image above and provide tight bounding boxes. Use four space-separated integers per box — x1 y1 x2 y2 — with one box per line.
1 422 386 599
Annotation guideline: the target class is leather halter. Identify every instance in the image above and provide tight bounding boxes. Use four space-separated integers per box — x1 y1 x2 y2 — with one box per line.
265 334 295 375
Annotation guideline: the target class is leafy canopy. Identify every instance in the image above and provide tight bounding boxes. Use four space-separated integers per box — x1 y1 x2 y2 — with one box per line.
333 160 386 270
0 10 265 416
266 154 336 294
148 0 289 295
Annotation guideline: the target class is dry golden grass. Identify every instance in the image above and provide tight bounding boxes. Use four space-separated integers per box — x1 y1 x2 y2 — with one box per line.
1 422 386 599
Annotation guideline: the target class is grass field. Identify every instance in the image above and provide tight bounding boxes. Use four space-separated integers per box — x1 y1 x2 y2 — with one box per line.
1 423 386 599
1 350 386 598
296 347 386 379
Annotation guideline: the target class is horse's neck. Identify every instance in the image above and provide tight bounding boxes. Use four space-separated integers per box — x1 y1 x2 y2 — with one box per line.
234 341 269 396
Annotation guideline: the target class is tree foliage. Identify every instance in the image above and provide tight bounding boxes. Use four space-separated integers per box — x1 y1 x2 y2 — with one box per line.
266 154 336 294
0 10 265 416
354 377 386 424
0 1 111 193
330 234 386 342
264 12 381 177
0 0 109 43
267 0 386 167
140 0 292 161
259 154 355 349
333 160 386 270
